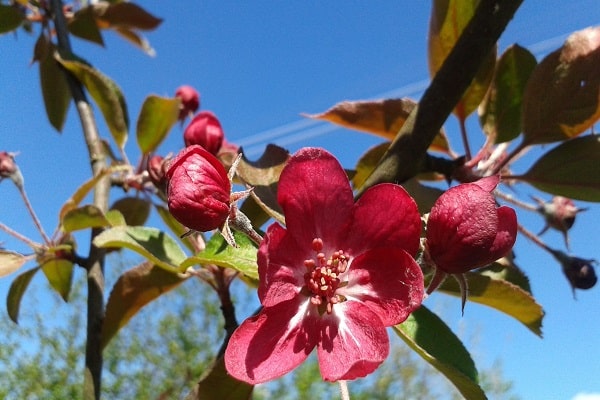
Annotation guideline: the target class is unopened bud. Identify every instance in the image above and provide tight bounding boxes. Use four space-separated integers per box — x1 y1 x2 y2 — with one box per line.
183 111 224 156
147 155 168 193
0 151 24 189
175 85 200 122
552 250 597 296
535 196 587 249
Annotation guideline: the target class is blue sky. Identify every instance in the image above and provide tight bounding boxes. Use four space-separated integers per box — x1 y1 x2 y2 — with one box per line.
1 2 600 399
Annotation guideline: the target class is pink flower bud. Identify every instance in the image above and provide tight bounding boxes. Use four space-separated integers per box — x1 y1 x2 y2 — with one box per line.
166 145 231 232
147 155 168 192
175 85 200 122
183 111 225 156
0 151 17 178
426 175 517 275
535 196 586 248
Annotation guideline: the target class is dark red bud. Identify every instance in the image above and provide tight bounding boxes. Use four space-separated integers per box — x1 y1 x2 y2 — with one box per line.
183 111 224 156
175 85 200 122
562 256 597 290
166 145 231 232
147 155 168 192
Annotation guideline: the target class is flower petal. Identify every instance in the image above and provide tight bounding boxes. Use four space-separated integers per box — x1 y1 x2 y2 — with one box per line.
347 183 421 256
340 248 424 326
488 206 518 260
225 298 318 385
258 222 310 307
317 302 389 381
277 148 354 247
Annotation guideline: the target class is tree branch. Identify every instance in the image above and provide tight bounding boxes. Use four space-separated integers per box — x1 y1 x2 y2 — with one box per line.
50 1 109 399
357 0 524 196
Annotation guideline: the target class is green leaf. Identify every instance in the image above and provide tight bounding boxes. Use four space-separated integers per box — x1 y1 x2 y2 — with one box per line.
101 261 187 349
36 34 72 132
57 56 129 148
154 204 196 252
193 354 253 400
237 144 289 225
181 230 258 280
41 258 74 302
394 306 486 400
479 44 537 143
0 250 33 278
136 95 181 155
68 5 104 46
522 26 600 145
439 271 544 336
6 267 40 324
93 226 187 272
517 134 600 201
110 197 151 226
0 4 25 34
428 0 496 120
62 204 112 232
478 256 531 294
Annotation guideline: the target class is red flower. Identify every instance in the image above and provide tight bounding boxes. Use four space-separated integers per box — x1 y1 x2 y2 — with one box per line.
424 175 517 305
225 148 424 384
183 111 224 156
175 85 200 122
166 145 231 232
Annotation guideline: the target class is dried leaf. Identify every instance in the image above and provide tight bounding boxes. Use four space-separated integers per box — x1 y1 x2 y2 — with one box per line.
522 26 600 144
0 250 33 278
93 2 163 31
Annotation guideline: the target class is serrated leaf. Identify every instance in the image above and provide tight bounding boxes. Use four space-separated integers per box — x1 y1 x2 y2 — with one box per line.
41 258 74 302
517 134 600 201
136 95 181 154
429 0 496 120
62 204 112 232
37 34 72 132
181 231 258 280
0 4 25 34
68 5 104 46
478 255 531 294
93 226 187 272
479 44 537 143
394 306 486 400
6 267 40 324
193 354 253 400
439 271 544 336
522 26 600 145
304 98 450 153
237 144 289 224
93 2 163 31
57 56 129 148
101 261 187 349
110 197 151 226
0 250 33 278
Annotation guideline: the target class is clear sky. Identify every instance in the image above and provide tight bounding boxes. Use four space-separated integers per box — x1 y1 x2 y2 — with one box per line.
1 2 600 399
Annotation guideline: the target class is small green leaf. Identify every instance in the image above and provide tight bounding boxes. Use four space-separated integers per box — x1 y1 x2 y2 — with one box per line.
6 267 40 324
93 226 187 272
136 95 181 155
439 271 544 336
479 44 537 143
154 204 196 252
57 56 129 148
522 26 600 145
41 258 74 302
0 250 33 278
193 354 253 400
394 306 486 400
181 231 258 280
517 134 600 201
62 205 112 232
0 4 25 34
101 261 187 349
68 5 104 46
37 34 72 132
110 197 151 226
237 144 289 225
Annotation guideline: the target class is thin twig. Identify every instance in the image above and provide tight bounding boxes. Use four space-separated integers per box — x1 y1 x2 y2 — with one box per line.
18 187 51 244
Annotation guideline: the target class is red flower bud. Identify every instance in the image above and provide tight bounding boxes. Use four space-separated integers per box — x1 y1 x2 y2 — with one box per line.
0 151 23 189
175 85 200 122
183 111 225 156
147 155 168 192
166 145 231 232
426 175 517 275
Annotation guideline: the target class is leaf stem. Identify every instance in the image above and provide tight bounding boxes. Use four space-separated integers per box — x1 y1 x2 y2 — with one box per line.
18 186 51 245
0 222 42 250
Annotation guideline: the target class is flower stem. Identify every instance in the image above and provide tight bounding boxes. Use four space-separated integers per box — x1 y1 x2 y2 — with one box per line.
338 380 350 400
18 186 51 244
0 221 42 250
458 116 472 161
